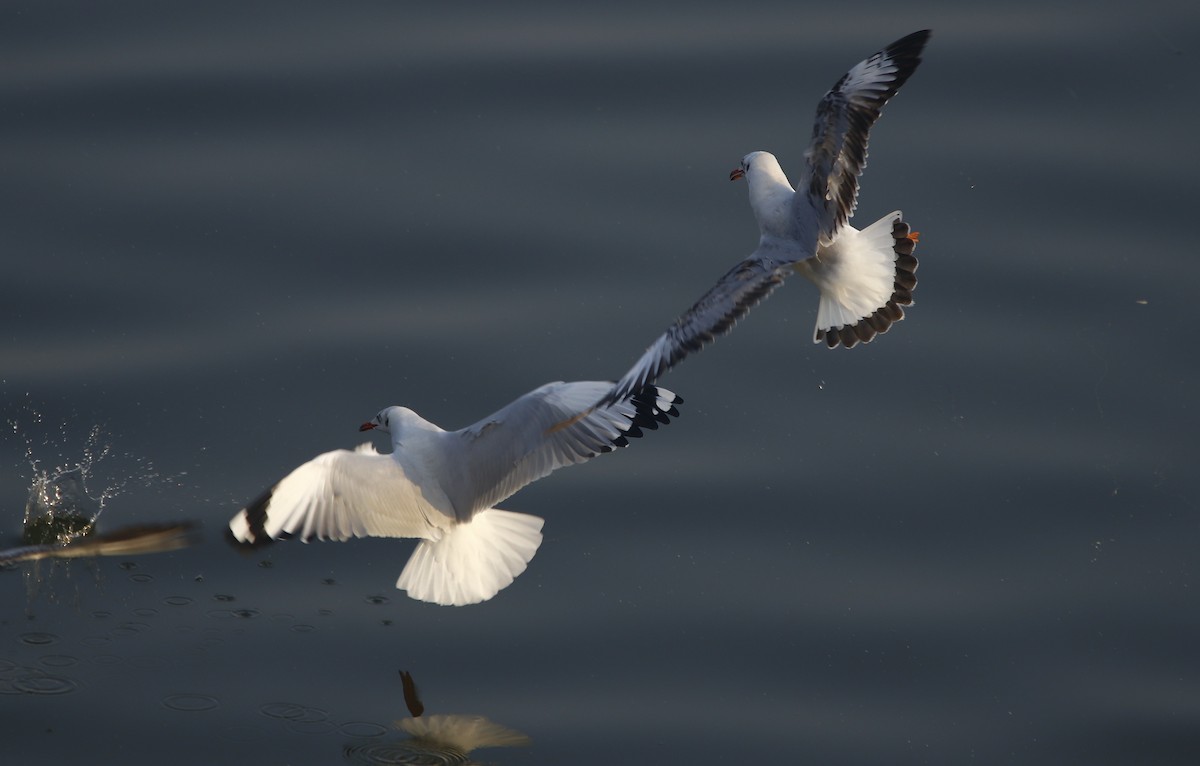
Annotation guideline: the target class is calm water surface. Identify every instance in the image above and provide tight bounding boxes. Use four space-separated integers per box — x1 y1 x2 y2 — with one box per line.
3 2 1199 764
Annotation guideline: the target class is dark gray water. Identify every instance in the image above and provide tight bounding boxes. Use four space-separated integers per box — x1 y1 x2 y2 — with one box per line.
3 2 1199 764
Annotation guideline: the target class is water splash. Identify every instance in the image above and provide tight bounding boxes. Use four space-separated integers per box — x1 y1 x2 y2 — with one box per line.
10 409 171 538
2 404 197 589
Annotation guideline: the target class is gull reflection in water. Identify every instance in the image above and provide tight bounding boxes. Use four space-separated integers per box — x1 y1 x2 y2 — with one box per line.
343 670 531 765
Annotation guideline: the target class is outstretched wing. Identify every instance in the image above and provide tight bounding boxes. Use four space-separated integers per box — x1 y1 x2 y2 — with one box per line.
598 254 791 408
228 443 452 545
797 29 930 245
447 381 682 517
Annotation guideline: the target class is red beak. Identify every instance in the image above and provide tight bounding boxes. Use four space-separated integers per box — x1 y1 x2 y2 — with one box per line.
359 422 376 432
729 167 745 181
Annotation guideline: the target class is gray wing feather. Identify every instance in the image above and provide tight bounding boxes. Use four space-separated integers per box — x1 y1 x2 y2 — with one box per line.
599 254 791 408
798 30 929 244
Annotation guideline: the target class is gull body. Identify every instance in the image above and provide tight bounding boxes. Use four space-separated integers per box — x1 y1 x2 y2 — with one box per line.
228 383 681 606
602 30 929 407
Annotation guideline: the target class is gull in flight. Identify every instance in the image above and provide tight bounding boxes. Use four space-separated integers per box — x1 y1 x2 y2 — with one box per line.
228 383 681 606
600 30 930 408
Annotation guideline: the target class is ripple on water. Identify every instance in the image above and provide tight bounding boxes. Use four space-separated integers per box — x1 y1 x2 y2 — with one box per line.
111 622 152 638
162 693 220 712
204 607 260 620
18 632 59 646
261 701 328 723
163 595 193 607
260 701 338 733
0 664 80 696
15 673 80 695
339 721 389 738
344 740 467 765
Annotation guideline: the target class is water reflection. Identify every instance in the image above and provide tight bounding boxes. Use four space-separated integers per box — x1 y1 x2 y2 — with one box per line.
344 713 531 765
348 670 530 765
344 714 531 765
238 670 531 763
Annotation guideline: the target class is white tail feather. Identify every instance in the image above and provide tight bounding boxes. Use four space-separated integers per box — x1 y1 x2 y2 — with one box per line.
396 509 544 606
807 211 902 338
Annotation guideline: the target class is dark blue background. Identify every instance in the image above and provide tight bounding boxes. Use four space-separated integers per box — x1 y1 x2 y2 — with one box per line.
3 2 1198 764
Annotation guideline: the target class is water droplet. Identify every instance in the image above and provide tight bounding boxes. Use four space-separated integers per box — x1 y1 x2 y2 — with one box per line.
213 593 236 602
364 595 390 606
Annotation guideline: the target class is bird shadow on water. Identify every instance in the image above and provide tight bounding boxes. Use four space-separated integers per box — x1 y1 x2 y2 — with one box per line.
1 404 200 609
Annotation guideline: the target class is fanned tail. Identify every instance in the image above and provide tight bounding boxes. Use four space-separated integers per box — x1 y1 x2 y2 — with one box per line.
396 509 544 606
804 210 919 348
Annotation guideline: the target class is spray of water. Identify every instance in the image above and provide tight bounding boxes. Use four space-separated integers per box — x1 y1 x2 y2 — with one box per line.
5 403 186 552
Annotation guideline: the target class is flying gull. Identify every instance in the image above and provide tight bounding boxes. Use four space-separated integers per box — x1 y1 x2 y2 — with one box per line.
599 30 930 408
228 383 681 606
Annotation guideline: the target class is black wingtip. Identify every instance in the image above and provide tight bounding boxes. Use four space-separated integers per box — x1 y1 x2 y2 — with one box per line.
605 384 685 449
226 487 278 550
888 30 932 61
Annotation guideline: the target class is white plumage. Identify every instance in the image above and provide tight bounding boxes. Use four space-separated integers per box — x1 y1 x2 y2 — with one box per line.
601 30 929 408
228 382 681 606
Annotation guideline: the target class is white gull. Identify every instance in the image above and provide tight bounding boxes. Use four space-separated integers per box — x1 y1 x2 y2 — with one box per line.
228 383 680 606
600 30 930 407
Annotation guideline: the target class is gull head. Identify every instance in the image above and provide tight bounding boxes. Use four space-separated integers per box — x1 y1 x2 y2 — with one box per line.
730 151 780 182
360 406 405 434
